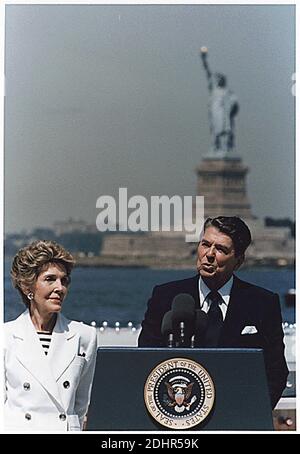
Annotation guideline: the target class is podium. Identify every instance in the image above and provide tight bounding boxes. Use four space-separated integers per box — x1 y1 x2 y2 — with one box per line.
87 347 273 431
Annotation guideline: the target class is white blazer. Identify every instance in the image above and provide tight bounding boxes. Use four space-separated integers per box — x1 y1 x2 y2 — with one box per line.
4 309 97 432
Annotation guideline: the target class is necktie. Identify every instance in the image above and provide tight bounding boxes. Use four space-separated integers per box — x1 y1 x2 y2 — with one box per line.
204 291 224 347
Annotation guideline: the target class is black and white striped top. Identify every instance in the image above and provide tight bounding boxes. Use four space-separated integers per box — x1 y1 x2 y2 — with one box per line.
37 332 52 355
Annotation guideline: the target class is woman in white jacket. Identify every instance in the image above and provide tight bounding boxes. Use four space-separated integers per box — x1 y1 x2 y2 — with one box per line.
4 240 97 432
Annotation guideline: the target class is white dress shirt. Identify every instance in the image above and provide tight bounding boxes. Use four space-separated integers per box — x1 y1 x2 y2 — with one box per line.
198 276 234 321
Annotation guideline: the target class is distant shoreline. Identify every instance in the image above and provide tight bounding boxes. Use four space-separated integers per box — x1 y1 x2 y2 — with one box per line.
73 256 295 270
4 255 294 270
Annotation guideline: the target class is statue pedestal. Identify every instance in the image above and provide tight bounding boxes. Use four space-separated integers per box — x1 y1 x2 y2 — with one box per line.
195 155 253 219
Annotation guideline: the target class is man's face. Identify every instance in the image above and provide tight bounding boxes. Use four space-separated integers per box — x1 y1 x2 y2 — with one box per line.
197 226 243 289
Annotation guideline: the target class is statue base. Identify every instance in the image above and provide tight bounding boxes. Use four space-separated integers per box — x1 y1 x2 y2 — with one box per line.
195 154 254 219
203 150 242 161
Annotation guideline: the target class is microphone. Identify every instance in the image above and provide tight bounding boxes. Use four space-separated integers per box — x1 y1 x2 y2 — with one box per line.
161 310 174 347
193 309 209 347
171 293 196 347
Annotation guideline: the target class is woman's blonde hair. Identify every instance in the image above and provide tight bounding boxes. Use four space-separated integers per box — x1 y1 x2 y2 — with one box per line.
11 240 75 306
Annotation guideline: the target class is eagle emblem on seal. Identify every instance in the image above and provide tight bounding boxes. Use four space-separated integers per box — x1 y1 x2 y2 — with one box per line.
164 376 197 413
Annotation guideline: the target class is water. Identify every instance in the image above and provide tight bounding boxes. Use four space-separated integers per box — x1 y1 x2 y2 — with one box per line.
4 262 295 325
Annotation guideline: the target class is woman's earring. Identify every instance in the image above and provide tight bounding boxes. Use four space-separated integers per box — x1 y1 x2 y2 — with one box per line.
27 292 34 301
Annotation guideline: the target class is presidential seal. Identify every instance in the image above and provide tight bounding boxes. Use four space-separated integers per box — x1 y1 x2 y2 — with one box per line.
144 358 215 430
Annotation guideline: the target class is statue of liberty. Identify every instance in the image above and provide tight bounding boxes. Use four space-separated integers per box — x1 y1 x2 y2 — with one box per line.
200 47 239 153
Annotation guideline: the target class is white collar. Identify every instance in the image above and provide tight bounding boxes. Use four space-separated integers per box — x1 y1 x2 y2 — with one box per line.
199 276 234 308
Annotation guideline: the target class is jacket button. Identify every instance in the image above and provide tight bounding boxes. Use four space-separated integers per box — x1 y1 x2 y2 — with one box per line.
59 414 66 421
23 382 30 391
25 413 31 420
63 381 70 389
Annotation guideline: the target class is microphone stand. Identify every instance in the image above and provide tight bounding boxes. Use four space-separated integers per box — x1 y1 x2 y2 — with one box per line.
190 335 195 348
179 321 185 347
167 333 174 348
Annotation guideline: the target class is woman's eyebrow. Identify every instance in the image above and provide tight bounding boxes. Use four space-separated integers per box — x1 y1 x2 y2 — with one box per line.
43 272 67 278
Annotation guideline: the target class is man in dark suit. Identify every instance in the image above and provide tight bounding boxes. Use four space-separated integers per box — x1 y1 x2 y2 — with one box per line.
138 216 289 409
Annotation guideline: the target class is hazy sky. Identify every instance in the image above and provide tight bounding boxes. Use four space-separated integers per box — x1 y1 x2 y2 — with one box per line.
4 4 295 234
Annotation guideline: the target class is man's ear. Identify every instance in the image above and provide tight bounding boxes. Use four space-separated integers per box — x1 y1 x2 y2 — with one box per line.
234 254 244 270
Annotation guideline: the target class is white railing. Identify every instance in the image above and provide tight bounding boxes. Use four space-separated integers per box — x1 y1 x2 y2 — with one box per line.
92 322 296 363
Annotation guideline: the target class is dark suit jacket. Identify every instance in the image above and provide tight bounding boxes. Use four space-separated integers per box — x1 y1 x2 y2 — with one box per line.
138 274 289 409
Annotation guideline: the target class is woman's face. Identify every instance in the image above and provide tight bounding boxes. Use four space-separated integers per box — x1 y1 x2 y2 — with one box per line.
30 262 70 317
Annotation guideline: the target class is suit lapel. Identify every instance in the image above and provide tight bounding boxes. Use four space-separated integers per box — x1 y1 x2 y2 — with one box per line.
185 275 200 308
47 313 79 381
219 276 251 345
13 310 64 408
